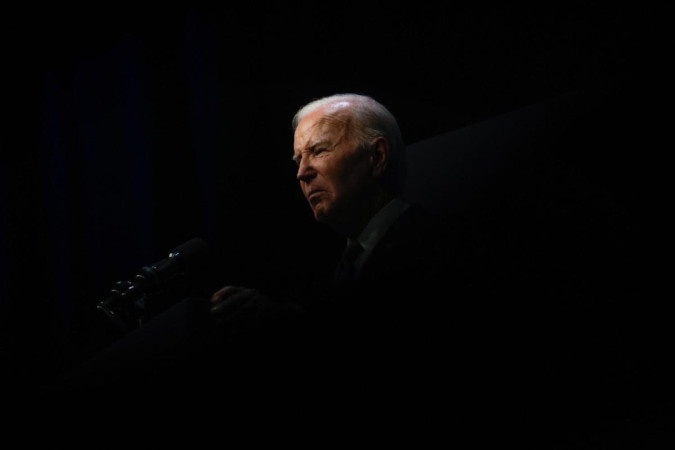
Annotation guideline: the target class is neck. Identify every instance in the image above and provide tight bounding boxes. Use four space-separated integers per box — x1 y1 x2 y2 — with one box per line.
333 191 394 239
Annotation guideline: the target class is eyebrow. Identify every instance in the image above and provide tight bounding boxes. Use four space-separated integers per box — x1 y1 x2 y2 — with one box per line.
292 141 330 163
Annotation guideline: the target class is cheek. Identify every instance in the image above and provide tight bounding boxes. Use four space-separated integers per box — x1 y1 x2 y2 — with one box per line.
336 163 370 193
320 153 370 196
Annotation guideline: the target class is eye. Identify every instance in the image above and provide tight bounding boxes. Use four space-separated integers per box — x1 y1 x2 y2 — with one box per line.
292 146 330 167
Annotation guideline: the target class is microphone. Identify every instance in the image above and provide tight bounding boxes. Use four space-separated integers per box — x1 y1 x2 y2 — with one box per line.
97 237 210 333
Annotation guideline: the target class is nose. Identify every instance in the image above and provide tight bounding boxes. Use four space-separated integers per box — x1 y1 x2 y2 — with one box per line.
296 157 315 183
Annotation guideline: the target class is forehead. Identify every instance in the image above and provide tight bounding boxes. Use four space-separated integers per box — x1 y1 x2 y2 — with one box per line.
294 107 350 150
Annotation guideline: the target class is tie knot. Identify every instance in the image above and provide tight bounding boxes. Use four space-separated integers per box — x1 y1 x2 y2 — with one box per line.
343 239 363 262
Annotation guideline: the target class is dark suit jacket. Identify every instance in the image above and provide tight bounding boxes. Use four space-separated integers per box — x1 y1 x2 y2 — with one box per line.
253 202 508 436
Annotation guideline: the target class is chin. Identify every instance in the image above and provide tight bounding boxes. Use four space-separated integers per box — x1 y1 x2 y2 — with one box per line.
313 207 331 224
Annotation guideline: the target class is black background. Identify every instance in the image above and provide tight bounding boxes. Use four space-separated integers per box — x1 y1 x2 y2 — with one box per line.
0 2 667 418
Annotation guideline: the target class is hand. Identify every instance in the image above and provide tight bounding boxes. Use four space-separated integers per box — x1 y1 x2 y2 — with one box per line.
208 285 287 337
209 284 307 341
209 285 269 316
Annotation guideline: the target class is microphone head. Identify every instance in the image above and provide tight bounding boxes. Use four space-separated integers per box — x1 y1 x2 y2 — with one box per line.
168 237 210 265
143 237 210 287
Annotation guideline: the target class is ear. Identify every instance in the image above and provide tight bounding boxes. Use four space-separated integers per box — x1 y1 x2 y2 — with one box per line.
369 137 389 177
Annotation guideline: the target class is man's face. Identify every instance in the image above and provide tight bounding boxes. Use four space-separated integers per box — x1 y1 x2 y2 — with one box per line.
293 106 374 229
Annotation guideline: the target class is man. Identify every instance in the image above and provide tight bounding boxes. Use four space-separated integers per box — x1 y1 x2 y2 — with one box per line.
204 93 488 430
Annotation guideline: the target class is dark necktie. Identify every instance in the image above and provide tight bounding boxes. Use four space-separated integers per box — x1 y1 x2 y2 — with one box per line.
334 240 364 286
